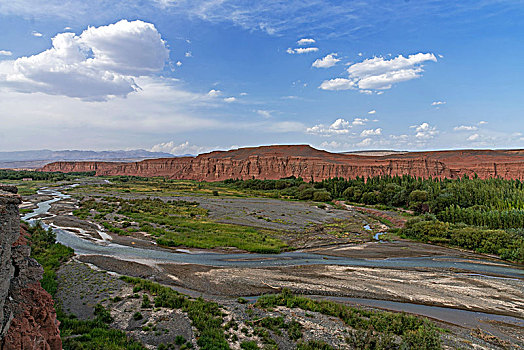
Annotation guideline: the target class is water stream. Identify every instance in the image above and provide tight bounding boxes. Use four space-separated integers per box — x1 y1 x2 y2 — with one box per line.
22 186 524 340
23 187 524 276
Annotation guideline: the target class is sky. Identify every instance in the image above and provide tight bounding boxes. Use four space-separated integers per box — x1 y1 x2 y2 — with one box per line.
0 0 523 155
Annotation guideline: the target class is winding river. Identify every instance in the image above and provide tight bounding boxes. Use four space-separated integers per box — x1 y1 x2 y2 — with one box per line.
22 186 524 340
24 188 524 278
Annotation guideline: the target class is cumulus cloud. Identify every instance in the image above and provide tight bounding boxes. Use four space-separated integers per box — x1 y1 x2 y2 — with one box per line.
431 101 446 106
412 122 438 139
223 96 236 102
360 128 382 137
454 125 478 131
0 20 169 101
31 31 43 37
207 89 221 97
312 53 340 68
0 50 12 56
151 141 207 155
318 78 355 91
351 117 368 126
357 138 372 147
479 121 488 125
287 47 319 54
307 118 352 135
320 52 436 92
297 38 315 45
467 133 480 141
368 110 376 114
185 51 192 57
176 61 182 66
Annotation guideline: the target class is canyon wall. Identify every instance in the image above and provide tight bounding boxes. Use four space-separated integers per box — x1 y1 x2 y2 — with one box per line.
0 185 61 350
40 145 524 181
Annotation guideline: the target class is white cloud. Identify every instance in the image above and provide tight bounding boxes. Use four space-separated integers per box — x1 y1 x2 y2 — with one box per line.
467 133 480 141
307 118 352 135
454 125 478 131
31 31 43 37
207 89 221 97
176 61 182 66
351 117 368 126
312 53 340 68
223 96 236 102
412 122 438 139
360 128 382 137
321 52 436 92
479 121 488 125
240 92 248 96
256 109 272 118
319 78 355 91
431 101 446 106
368 110 376 114
297 38 315 45
0 50 12 56
185 51 192 57
64 26 72 30
151 141 207 155
287 47 319 54
357 138 372 147
1 20 169 101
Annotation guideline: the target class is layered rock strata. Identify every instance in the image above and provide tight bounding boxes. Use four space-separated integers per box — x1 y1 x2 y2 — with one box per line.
40 145 524 181
0 185 61 350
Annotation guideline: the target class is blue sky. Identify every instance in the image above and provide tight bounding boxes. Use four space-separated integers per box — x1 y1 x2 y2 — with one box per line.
0 0 523 154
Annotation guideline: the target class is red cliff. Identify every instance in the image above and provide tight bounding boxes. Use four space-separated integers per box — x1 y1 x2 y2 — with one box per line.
0 186 62 350
39 145 524 181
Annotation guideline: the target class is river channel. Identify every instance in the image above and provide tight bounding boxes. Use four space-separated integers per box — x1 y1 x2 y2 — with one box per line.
22 186 524 341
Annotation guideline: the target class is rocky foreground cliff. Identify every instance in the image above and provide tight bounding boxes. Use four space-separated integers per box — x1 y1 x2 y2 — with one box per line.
40 145 524 181
0 185 61 350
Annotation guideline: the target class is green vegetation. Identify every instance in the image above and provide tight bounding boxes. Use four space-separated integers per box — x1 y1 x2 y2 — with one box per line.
221 175 524 261
120 276 230 350
0 169 95 181
60 304 146 350
256 289 441 350
296 340 334 350
27 221 145 350
250 316 303 344
74 196 287 253
402 215 524 262
27 222 74 296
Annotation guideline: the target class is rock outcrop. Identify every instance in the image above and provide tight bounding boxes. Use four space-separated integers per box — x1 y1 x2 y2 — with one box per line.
40 145 524 181
0 185 62 350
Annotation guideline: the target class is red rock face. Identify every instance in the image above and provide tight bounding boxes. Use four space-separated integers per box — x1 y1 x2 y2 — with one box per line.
2 283 62 350
39 145 524 181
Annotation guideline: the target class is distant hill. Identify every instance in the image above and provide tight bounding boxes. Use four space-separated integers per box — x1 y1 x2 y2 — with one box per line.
0 149 177 169
39 144 524 181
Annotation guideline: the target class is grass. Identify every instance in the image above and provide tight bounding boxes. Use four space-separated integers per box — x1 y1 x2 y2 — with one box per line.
74 196 287 253
120 276 230 350
26 221 146 350
256 289 441 350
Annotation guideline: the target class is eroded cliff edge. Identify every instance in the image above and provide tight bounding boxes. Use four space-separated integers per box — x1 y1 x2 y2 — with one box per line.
0 185 61 350
40 145 524 181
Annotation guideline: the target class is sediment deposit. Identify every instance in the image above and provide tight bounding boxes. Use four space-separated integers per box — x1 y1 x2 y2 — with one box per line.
40 145 524 181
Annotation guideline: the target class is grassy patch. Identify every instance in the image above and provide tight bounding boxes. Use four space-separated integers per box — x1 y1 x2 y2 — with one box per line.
120 276 230 350
74 196 287 253
256 289 441 350
27 222 74 297
26 221 145 349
